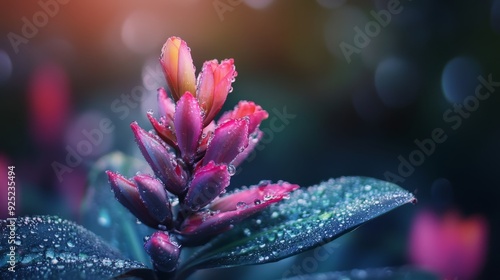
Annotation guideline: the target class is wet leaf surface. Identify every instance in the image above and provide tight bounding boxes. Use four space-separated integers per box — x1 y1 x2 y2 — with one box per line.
178 177 415 277
0 216 146 279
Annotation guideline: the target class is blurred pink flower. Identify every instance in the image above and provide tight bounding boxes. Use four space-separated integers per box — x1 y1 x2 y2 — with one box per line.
409 210 488 280
28 63 71 147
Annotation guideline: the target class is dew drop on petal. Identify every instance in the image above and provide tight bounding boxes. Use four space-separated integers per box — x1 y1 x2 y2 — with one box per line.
236 201 247 209
228 164 236 176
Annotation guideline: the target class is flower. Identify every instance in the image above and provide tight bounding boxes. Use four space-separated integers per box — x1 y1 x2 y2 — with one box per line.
408 210 488 280
107 36 299 271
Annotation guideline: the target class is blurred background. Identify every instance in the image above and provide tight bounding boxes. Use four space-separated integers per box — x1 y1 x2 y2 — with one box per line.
0 0 498 279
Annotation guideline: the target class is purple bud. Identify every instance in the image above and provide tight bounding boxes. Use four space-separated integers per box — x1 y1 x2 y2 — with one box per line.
184 161 230 211
144 231 180 272
131 122 187 195
174 92 202 163
134 174 173 228
203 118 249 166
106 171 157 227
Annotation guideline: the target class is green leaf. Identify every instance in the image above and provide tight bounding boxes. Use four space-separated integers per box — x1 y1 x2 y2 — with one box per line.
178 177 415 277
0 216 147 279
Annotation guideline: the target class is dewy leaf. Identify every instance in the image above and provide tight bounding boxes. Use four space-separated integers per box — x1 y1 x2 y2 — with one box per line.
0 216 147 279
178 177 415 277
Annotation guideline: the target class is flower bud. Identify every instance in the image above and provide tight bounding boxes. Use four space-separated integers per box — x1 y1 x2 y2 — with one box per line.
144 231 181 272
160 37 196 101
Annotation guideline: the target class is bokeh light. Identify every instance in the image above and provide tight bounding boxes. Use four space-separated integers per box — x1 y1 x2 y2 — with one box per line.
121 10 164 54
375 56 419 108
441 56 482 103
0 50 12 84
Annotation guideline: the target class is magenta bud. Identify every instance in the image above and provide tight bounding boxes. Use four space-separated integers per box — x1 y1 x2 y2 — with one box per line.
231 129 263 167
184 161 230 211
174 92 202 163
203 118 249 166
144 231 181 272
147 113 177 149
131 122 188 195
106 171 157 227
218 101 269 134
180 181 299 245
134 174 173 228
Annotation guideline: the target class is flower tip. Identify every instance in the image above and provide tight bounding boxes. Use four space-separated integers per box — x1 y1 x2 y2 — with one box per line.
144 231 181 272
160 36 196 101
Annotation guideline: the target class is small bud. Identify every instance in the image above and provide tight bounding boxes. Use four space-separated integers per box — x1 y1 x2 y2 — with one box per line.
106 171 157 227
184 161 230 211
197 59 237 126
144 231 181 272
131 122 187 195
134 174 173 228
160 37 196 101
203 118 249 166
174 92 202 163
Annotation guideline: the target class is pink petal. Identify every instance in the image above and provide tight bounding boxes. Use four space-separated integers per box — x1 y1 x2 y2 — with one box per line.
210 181 299 212
160 37 196 101
144 231 181 272
134 174 173 228
157 87 176 120
183 161 230 211
131 122 187 195
106 171 157 227
174 92 203 163
147 113 177 149
219 101 269 134
231 129 263 167
197 59 237 126
180 181 299 245
203 118 249 166
196 121 216 159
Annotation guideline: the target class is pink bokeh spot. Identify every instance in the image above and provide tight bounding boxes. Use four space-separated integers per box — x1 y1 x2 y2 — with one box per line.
409 210 489 280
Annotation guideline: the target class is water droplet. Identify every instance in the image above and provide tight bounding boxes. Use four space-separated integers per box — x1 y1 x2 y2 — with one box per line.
263 193 273 201
67 241 75 248
243 228 251 236
259 243 266 248
254 199 261 205
228 165 236 176
14 240 21 246
116 260 125 268
258 256 264 261
364 185 372 191
158 224 167 231
51 259 59 265
236 201 247 209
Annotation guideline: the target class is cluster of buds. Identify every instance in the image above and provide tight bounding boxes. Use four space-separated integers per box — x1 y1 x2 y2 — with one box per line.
106 37 299 272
